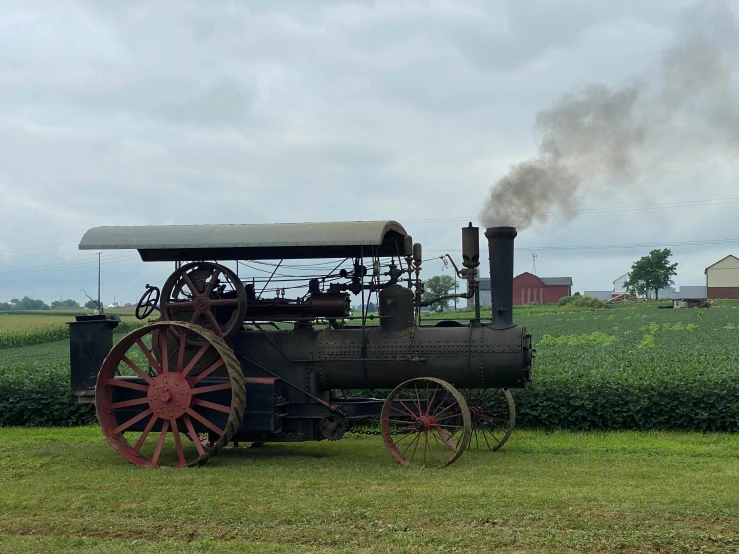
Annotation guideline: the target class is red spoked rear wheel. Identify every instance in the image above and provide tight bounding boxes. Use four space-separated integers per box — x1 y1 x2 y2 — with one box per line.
95 321 245 468
380 377 471 467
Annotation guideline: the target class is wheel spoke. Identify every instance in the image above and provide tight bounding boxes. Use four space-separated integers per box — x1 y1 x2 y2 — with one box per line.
192 382 232 395
150 420 170 467
183 414 206 457
132 414 159 455
109 397 150 410
107 378 149 392
159 331 169 375
181 273 199 297
169 301 195 310
120 356 155 385
190 310 202 323
390 404 417 419
204 269 222 296
135 337 162 374
209 298 239 306
171 418 186 467
425 384 441 416
205 310 223 336
399 432 421 460
185 408 224 436
180 343 211 380
391 428 417 447
190 358 226 385
430 429 451 463
112 408 153 435
176 328 187 372
193 398 232 414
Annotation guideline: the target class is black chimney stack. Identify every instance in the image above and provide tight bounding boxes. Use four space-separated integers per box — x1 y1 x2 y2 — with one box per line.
484 226 517 328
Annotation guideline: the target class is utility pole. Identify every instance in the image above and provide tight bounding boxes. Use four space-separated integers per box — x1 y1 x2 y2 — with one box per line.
97 253 101 308
532 253 537 275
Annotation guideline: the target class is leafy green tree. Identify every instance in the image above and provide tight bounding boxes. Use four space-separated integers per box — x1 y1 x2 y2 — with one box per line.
367 301 377 313
9 296 51 310
0 302 10 311
51 299 80 309
623 249 678 300
422 274 460 313
85 300 99 310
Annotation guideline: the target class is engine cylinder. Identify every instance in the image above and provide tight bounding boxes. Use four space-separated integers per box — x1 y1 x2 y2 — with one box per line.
378 284 414 335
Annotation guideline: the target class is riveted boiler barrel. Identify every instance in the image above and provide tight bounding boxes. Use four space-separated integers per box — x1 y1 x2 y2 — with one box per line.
315 324 532 390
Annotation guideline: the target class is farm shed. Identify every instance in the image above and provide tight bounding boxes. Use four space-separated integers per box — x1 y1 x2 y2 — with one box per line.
704 255 739 299
513 273 572 305
467 278 492 309
671 286 709 308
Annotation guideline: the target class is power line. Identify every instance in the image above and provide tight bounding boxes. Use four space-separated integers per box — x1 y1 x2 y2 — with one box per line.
427 237 739 254
401 196 739 224
0 253 140 279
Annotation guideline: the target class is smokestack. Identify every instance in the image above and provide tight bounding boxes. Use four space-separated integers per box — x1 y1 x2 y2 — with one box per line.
485 226 517 328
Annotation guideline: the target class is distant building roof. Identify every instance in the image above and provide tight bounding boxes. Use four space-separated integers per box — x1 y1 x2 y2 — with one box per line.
671 286 707 300
704 254 739 274
540 277 573 286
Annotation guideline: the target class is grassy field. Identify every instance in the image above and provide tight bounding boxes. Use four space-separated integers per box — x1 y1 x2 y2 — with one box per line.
0 428 737 553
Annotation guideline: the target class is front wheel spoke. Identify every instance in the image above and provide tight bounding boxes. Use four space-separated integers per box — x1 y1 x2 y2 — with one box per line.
390 428 417 447
183 415 206 457
135 338 162 374
132 414 158 455
430 429 451 463
192 382 232 395
185 408 224 436
159 331 169 374
112 408 153 435
171 418 186 467
150 420 170 467
390 404 416 419
425 384 441 416
120 356 155 385
399 432 421 460
397 398 419 418
193 398 232 414
190 310 203 323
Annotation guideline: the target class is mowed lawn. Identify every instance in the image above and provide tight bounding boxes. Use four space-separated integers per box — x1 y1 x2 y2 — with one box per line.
0 428 738 553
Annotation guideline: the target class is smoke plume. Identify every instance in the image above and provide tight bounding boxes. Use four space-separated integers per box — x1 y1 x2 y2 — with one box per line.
480 2 739 230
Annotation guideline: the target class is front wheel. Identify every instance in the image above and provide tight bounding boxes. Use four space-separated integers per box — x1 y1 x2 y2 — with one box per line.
380 377 471 467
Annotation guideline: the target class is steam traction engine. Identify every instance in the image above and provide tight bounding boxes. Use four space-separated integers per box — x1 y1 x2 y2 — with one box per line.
70 221 533 468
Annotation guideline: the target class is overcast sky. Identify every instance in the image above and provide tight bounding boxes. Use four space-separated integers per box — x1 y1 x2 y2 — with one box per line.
1 0 738 306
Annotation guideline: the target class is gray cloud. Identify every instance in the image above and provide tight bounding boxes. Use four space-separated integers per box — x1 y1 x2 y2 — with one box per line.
1 0 738 304
481 0 739 230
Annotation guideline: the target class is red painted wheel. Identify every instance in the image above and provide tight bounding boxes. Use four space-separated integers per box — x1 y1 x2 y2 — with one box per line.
464 388 516 452
380 377 471 467
160 262 246 340
95 321 245 468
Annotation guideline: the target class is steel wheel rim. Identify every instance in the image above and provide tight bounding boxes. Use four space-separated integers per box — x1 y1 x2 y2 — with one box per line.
95 321 245 468
160 262 247 341
464 388 516 452
380 377 471 468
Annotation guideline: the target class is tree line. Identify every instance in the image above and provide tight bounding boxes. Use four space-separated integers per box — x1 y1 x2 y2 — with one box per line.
0 297 99 311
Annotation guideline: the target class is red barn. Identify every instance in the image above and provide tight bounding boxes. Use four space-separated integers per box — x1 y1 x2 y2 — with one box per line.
513 272 572 305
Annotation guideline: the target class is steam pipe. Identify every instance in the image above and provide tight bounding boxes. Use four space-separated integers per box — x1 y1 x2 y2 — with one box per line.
485 226 517 328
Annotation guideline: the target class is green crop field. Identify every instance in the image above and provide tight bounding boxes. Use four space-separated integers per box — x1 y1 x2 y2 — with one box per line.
1 303 738 552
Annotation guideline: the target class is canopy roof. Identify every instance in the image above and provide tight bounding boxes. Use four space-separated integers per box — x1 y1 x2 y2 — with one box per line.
79 221 409 261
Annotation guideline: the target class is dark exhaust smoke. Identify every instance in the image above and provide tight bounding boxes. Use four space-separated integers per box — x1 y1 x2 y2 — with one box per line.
480 2 739 230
